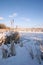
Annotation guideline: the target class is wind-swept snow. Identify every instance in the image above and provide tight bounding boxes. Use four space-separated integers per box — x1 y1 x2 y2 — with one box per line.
0 32 43 65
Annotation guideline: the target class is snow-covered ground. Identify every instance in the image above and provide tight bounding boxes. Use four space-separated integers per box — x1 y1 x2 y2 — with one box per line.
0 32 43 65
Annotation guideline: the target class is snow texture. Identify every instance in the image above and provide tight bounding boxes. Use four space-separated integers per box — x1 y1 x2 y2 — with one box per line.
0 32 43 65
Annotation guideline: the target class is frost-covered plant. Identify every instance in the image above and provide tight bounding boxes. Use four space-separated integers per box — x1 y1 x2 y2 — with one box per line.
10 40 16 56
29 48 34 59
20 42 23 47
3 32 20 44
2 43 8 58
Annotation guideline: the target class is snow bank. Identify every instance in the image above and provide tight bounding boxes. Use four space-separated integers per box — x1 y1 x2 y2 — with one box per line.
0 32 43 65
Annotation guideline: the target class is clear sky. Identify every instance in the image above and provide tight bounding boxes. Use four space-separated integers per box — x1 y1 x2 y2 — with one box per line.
0 0 43 28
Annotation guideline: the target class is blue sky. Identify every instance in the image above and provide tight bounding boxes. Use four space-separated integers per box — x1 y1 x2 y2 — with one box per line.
0 0 43 28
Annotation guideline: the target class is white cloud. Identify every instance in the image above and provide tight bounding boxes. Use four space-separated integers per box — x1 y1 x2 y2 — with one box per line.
13 13 17 17
21 17 30 22
9 15 13 18
0 17 4 20
9 13 17 18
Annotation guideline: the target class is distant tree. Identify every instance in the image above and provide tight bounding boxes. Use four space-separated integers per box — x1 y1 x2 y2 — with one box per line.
0 24 6 29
